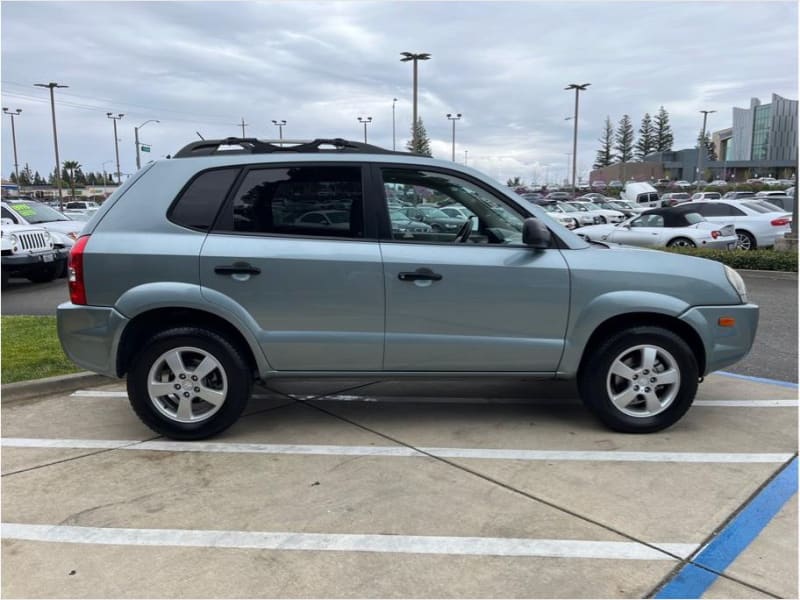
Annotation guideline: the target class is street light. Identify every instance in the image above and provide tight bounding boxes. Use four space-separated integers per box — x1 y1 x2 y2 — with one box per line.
565 83 590 196
392 98 398 150
696 110 716 189
134 119 159 170
446 113 462 162
2 108 22 184
106 113 124 184
400 52 431 151
34 82 68 211
358 116 373 143
271 119 286 141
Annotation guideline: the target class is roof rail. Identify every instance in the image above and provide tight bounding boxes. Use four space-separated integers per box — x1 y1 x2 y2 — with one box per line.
173 137 412 158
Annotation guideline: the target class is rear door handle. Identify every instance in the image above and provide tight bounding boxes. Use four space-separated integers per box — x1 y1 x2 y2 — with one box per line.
214 262 261 276
398 269 442 282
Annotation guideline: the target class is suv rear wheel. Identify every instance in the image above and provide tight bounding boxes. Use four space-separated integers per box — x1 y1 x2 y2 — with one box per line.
127 327 252 439
578 326 698 433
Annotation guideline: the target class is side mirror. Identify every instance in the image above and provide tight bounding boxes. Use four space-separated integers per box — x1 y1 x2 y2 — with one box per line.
522 218 551 249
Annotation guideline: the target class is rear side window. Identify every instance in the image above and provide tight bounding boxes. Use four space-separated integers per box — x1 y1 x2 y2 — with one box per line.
215 165 364 239
170 168 240 230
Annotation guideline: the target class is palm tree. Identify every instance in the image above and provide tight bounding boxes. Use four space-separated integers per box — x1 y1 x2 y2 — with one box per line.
63 160 81 200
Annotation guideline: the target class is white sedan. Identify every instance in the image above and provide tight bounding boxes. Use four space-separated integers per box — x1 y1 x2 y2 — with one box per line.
681 199 792 250
576 207 737 249
566 200 625 223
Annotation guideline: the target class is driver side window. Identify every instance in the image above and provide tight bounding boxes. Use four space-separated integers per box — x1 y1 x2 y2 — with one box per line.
380 168 525 245
631 214 664 228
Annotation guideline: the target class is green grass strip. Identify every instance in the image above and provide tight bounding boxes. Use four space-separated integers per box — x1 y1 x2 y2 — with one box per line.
661 247 798 272
1 316 81 384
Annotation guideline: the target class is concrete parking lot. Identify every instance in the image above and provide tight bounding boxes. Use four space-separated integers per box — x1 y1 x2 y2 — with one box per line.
1 373 797 598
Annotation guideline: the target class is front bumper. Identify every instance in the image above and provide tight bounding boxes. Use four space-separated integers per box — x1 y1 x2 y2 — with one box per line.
2 248 68 269
679 303 759 375
57 303 129 378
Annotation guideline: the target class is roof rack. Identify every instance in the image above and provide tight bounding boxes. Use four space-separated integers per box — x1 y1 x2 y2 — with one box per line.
173 137 412 158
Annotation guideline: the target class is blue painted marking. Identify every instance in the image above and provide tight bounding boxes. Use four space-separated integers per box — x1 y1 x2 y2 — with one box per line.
656 457 798 598
714 371 798 389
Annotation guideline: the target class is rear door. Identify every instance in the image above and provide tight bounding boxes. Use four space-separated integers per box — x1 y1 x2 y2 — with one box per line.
199 163 385 371
374 166 570 372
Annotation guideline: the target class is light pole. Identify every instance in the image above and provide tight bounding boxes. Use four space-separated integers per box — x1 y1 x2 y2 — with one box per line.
392 98 398 150
34 82 68 211
696 109 716 189
2 108 22 184
134 119 159 170
464 149 468 165
400 52 431 151
358 116 372 143
106 113 124 184
446 113 462 161
271 119 286 141
565 83 590 196
102 161 113 197
240 117 248 138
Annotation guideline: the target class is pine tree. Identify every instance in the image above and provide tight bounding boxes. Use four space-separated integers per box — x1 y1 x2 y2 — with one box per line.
635 113 656 160
87 172 96 186
614 115 635 163
18 163 33 186
9 172 18 184
697 131 717 162
75 168 87 186
654 106 674 152
506 176 523 187
406 118 432 156
593 116 615 169
33 171 44 185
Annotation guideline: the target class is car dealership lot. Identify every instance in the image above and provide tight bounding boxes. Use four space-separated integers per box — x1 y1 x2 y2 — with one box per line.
2 374 797 598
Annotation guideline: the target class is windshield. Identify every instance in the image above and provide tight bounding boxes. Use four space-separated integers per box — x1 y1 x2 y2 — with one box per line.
567 203 588 212
390 210 410 221
557 202 578 213
542 204 559 213
7 201 70 223
419 207 449 218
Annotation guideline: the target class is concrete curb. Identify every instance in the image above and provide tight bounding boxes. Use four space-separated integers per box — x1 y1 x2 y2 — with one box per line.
738 269 797 280
1 371 119 404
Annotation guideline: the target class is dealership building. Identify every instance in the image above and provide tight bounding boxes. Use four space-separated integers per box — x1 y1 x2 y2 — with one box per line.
591 93 797 183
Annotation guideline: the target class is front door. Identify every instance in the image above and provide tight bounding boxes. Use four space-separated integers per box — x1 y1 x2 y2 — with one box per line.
376 167 570 372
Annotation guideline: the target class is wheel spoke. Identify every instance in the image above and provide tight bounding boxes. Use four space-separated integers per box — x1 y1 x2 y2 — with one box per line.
196 386 225 407
645 392 662 414
610 361 636 382
641 347 657 371
176 396 193 420
192 356 218 380
163 350 185 377
611 386 638 411
148 381 176 397
658 369 679 385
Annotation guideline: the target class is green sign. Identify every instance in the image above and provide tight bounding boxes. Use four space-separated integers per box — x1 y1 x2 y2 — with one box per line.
141 145 151 152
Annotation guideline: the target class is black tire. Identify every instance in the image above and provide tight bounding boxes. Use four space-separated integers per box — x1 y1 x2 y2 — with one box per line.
667 237 696 248
577 326 698 433
735 230 757 251
27 264 58 283
127 327 252 440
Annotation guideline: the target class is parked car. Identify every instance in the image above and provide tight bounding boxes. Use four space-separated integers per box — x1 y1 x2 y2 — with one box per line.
1 199 82 248
439 205 476 220
684 200 792 250
545 191 572 201
671 181 692 190
690 192 722 201
65 201 101 210
706 180 727 187
660 193 691 207
388 210 433 234
565 201 625 224
57 136 757 439
603 199 645 215
544 201 595 226
1 219 69 285
620 182 660 208
590 180 607 190
722 191 756 200
402 205 465 232
539 202 581 228
607 180 623 189
576 207 737 250
755 190 790 198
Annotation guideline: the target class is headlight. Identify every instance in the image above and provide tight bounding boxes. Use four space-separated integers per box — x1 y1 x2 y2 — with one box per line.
724 265 747 303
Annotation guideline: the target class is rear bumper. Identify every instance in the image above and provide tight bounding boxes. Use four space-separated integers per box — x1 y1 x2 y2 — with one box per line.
57 303 128 378
679 303 759 375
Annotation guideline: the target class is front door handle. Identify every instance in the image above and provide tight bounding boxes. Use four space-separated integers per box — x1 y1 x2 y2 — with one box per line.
398 269 442 282
214 262 261 276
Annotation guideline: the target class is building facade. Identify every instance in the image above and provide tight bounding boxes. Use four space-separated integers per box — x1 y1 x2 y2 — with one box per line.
726 94 797 162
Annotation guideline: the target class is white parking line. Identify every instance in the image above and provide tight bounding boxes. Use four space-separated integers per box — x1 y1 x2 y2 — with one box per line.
0 523 697 560
1 438 792 463
68 390 798 408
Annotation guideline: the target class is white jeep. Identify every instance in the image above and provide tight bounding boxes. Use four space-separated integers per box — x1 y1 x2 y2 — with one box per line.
1 218 69 285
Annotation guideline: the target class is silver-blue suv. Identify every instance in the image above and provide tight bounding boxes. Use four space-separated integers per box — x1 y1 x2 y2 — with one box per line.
57 138 758 439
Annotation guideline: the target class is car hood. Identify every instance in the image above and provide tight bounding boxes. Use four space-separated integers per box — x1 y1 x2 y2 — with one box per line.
34 220 83 236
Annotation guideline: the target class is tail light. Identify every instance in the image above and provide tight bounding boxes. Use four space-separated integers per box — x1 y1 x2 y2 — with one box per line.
68 235 90 305
771 218 791 226
710 230 721 239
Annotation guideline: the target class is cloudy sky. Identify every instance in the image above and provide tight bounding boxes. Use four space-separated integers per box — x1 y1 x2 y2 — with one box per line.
1 1 797 186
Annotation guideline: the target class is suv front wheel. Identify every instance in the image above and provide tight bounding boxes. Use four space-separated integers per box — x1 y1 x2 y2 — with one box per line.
578 326 698 433
127 327 252 439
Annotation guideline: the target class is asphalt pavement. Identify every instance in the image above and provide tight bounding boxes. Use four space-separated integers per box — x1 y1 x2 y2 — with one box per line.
1 270 797 382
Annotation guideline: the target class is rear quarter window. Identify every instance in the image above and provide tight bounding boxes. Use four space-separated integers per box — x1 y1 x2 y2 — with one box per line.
169 168 240 230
